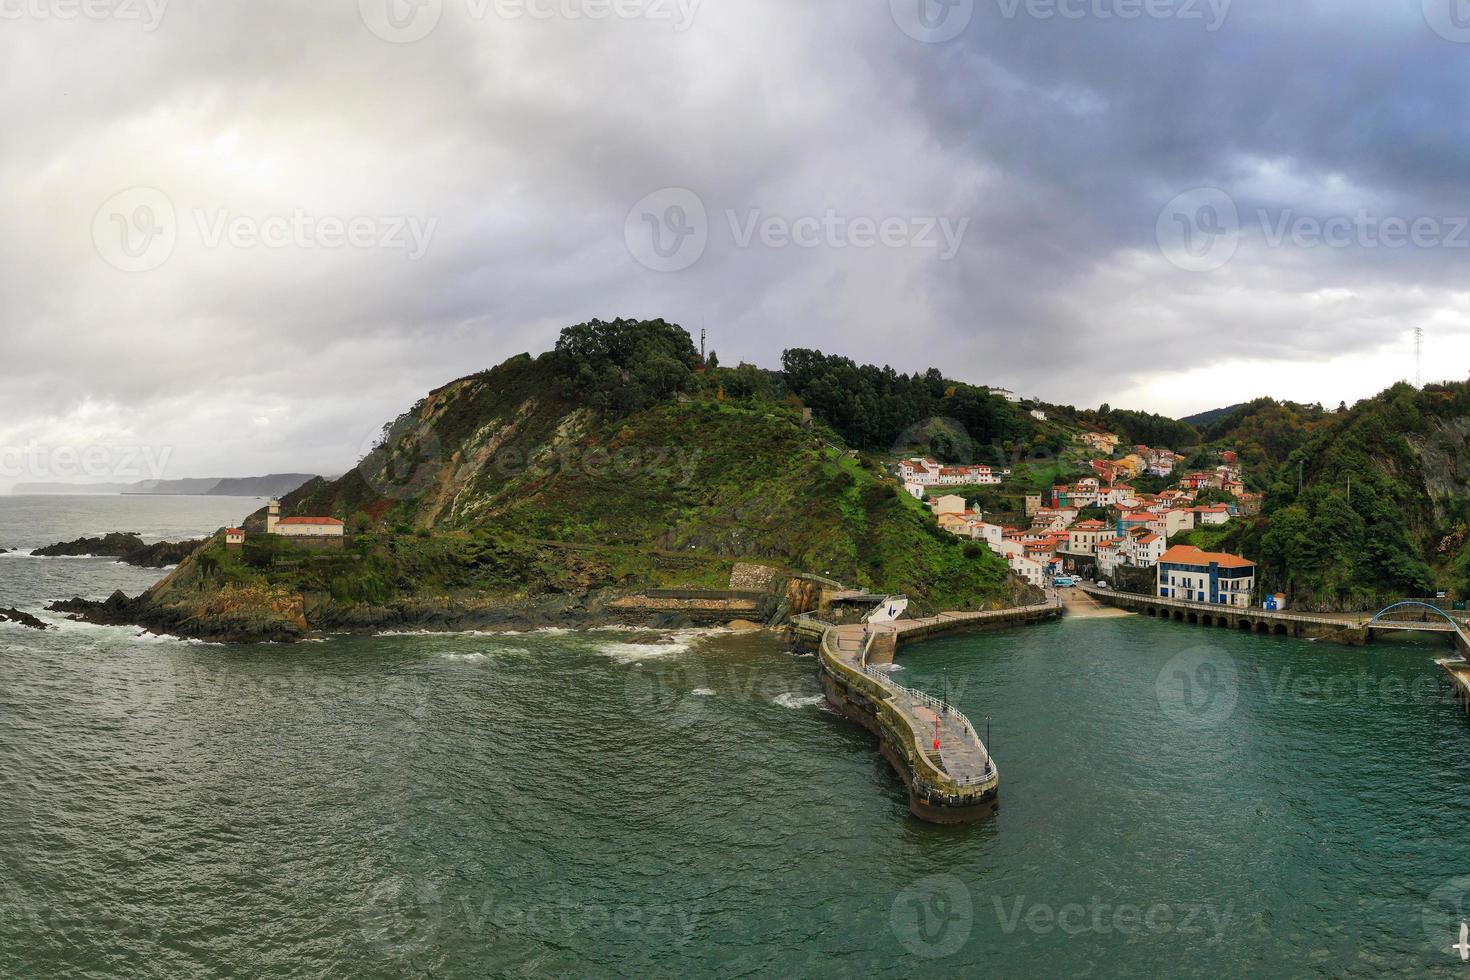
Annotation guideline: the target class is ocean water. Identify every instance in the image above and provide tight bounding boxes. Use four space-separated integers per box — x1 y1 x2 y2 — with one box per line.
3 496 1470 977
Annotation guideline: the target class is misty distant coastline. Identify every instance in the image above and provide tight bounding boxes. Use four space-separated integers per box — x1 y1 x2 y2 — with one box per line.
9 474 317 498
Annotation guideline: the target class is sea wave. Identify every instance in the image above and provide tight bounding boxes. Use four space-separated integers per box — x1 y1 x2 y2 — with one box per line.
596 640 697 662
440 652 490 664
692 688 716 696
773 693 826 709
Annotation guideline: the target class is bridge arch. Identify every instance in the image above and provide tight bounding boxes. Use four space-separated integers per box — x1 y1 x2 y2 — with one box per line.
1369 602 1464 632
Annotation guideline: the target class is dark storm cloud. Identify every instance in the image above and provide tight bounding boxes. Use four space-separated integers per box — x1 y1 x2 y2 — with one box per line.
0 0 1464 487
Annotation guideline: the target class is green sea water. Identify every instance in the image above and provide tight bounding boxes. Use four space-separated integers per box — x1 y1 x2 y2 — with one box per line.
3 496 1470 977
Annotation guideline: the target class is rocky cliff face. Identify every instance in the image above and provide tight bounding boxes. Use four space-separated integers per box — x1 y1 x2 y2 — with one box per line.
51 322 1025 641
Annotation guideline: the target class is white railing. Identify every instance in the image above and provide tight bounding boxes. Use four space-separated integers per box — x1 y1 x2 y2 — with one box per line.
856 624 995 784
1081 585 1357 627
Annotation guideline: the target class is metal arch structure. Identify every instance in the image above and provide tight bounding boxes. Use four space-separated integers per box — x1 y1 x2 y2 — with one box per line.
1368 601 1464 633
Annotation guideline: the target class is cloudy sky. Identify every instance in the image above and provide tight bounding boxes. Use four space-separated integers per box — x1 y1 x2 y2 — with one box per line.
2 0 1468 487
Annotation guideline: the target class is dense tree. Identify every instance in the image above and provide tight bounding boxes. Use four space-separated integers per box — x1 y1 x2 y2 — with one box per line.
780 348 1035 455
549 318 701 415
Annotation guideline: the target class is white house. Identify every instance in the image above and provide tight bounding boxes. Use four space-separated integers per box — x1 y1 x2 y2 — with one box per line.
1157 545 1256 607
1194 505 1231 526
1065 520 1118 556
931 494 968 516
266 500 345 539
1164 509 1196 537
1008 554 1045 587
1123 531 1166 568
900 458 1001 487
989 387 1022 403
1030 409 1047 421
903 482 926 500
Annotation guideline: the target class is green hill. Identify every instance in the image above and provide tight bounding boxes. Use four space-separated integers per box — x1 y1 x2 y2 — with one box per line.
86 320 1029 641
1199 381 1470 609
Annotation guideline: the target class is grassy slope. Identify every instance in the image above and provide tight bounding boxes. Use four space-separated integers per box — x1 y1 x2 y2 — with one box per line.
152 362 1020 623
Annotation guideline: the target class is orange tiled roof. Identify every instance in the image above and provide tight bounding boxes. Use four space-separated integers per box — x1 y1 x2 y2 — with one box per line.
1159 545 1254 569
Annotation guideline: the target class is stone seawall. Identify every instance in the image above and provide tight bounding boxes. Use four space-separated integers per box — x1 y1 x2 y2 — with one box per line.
795 601 1060 824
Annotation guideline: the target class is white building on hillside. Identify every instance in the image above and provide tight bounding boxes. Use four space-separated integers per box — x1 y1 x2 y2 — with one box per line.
266 500 345 539
1008 554 1045 587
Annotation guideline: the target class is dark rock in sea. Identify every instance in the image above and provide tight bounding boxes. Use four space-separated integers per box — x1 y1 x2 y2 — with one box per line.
34 532 204 568
0 607 48 630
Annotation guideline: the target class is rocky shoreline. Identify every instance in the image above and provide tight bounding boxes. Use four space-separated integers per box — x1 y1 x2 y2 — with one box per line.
0 607 48 630
46 588 745 644
34 532 204 568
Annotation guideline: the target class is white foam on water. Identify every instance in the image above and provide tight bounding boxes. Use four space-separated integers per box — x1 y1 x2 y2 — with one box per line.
596 639 696 663
441 652 489 664
692 688 716 696
128 631 221 647
773 693 826 709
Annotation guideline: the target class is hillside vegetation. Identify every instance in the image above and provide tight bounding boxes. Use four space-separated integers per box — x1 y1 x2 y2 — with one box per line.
1194 382 1470 609
123 320 1028 639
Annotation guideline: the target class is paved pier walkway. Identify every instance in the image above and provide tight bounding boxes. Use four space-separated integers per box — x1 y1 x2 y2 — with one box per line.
828 622 997 786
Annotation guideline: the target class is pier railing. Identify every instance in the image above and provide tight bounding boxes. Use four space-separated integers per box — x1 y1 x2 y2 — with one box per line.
856 621 996 786
1081 586 1362 627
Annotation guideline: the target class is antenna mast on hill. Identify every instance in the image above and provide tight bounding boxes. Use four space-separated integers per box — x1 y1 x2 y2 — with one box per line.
700 322 707 363
1415 327 1424 387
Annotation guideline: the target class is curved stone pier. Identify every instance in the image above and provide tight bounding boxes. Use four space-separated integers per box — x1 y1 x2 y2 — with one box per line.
795 600 1061 823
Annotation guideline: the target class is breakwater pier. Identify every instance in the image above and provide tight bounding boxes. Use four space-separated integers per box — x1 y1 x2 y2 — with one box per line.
793 599 1061 823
